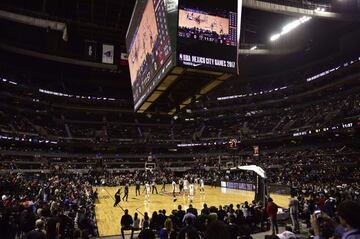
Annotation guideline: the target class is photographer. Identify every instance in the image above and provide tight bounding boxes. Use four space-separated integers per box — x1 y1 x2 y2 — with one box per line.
311 200 360 239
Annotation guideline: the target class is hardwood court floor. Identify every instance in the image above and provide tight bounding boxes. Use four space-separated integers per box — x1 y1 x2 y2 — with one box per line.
94 185 290 237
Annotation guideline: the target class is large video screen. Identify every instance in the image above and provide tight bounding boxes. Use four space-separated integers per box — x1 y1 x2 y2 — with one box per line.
177 0 238 73
126 0 173 110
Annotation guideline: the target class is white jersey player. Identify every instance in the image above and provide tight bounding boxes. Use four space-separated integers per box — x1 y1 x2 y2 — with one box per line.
144 182 151 202
172 180 177 202
188 184 195 203
194 178 199 186
199 178 205 194
183 178 189 196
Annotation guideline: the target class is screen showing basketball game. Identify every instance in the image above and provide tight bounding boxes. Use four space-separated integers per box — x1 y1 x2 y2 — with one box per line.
126 0 173 110
177 0 238 73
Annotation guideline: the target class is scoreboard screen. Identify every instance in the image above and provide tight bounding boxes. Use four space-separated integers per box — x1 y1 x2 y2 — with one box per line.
126 0 173 110
177 0 238 73
127 0 240 112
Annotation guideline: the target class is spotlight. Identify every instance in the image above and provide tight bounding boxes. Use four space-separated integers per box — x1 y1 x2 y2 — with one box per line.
270 33 281 41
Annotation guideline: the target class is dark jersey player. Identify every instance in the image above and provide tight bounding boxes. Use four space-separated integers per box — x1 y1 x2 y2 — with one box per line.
123 184 129 202
135 180 141 196
114 188 121 207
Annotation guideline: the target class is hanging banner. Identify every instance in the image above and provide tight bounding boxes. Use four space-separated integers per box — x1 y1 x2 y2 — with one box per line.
102 44 114 64
84 40 97 60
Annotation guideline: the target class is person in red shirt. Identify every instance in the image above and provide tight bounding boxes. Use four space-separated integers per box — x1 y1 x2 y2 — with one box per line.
318 195 326 211
266 197 279 234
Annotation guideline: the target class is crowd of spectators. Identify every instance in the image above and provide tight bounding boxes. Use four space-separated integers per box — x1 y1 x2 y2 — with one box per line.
198 91 360 140
0 173 97 238
1 63 360 239
1 86 360 144
120 202 266 239
117 198 360 239
0 147 359 238
0 145 359 189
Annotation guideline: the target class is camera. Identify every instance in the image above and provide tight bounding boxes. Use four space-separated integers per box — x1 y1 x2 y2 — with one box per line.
314 210 324 224
314 210 321 219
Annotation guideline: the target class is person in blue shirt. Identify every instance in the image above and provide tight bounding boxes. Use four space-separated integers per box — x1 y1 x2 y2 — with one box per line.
311 200 360 239
337 201 360 239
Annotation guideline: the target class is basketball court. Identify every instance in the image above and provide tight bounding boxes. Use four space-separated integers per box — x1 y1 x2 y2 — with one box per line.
128 0 158 84
178 9 230 35
94 185 290 237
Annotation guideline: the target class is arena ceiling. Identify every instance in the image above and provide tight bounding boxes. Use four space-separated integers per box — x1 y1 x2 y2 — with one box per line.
0 0 359 103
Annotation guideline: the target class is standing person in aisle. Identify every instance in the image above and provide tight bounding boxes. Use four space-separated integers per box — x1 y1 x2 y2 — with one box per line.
266 197 279 234
289 196 300 233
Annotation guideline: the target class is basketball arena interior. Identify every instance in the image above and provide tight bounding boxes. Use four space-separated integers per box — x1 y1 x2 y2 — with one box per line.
0 0 360 239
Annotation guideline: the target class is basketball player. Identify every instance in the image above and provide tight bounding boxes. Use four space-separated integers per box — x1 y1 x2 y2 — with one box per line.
187 12 194 20
149 30 153 46
142 31 146 57
219 25 224 35
195 15 201 24
122 184 129 202
114 188 122 207
211 176 217 188
199 178 205 194
172 179 177 202
179 179 184 193
144 182 151 202
183 177 189 197
135 179 141 196
151 179 158 194
188 183 195 203
161 177 167 192
101 178 106 185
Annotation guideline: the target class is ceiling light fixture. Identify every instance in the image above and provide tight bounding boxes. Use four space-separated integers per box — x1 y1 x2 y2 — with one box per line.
270 16 312 41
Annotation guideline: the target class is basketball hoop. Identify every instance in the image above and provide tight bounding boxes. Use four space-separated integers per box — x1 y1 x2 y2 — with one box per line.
145 162 156 172
226 162 234 169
